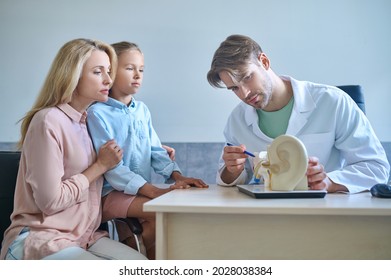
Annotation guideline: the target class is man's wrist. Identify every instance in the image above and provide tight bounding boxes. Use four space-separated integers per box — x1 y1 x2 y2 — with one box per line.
221 166 243 184
326 177 348 193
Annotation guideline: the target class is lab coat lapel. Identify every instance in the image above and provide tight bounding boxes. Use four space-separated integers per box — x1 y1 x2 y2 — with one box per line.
286 108 308 135
285 78 316 135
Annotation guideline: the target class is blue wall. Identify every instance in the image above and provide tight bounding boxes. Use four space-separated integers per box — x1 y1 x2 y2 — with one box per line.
2 142 390 183
155 142 391 184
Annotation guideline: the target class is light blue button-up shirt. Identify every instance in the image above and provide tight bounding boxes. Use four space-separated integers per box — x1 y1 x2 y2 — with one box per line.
87 97 180 196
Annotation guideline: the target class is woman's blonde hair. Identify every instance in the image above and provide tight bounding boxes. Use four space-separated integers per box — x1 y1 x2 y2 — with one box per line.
18 38 117 149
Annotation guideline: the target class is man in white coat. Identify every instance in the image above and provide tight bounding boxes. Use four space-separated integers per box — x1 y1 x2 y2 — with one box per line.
207 34 389 193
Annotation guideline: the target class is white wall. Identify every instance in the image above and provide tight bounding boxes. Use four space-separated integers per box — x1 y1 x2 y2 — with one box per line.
1 0 390 142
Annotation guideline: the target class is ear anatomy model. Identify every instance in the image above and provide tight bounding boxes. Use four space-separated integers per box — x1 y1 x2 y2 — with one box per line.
253 135 308 191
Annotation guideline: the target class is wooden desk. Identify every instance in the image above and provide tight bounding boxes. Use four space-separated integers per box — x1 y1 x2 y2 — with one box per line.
144 184 391 259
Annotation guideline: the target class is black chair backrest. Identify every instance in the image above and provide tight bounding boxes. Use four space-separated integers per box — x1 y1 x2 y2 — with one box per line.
336 85 366 114
0 151 21 247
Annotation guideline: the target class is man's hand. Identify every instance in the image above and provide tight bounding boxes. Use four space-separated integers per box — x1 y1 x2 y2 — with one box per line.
307 156 347 192
221 144 248 184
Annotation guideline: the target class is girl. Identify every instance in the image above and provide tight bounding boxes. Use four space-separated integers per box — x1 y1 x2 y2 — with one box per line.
87 41 208 259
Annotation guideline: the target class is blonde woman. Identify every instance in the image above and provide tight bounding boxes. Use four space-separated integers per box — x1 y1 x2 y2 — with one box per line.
0 39 146 260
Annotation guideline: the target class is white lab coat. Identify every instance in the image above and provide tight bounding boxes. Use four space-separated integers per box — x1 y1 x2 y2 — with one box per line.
218 76 390 193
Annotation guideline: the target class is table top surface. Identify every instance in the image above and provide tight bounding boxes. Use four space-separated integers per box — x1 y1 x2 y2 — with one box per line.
144 184 391 216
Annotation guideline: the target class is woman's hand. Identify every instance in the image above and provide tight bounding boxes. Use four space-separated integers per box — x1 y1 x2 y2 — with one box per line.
96 139 123 171
83 140 122 183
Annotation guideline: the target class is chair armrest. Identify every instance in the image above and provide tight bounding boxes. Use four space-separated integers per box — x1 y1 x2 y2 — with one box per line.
116 217 143 235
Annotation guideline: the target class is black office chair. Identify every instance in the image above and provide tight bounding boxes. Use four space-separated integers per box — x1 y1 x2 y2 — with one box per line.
0 151 20 250
0 150 145 256
336 85 366 114
109 217 146 255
